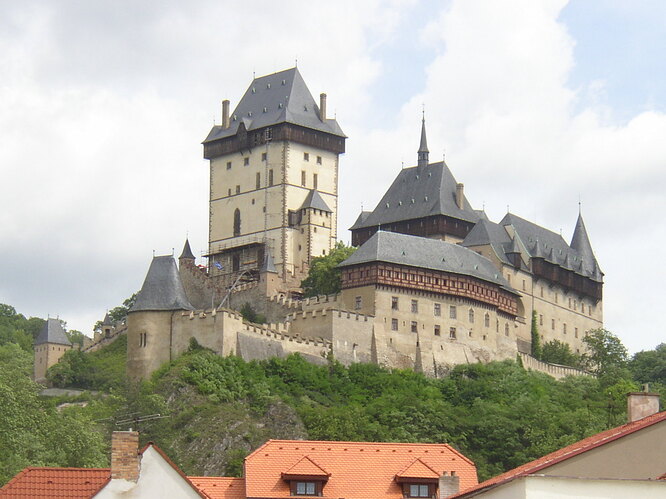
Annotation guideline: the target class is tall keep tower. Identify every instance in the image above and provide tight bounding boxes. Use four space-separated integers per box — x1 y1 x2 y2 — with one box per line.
203 68 346 291
34 318 72 383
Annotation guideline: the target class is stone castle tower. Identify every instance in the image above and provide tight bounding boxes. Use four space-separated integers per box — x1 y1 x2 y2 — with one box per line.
202 68 346 292
34 318 72 383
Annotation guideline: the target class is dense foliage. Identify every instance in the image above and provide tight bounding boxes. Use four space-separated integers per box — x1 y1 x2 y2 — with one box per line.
301 242 356 297
0 304 45 352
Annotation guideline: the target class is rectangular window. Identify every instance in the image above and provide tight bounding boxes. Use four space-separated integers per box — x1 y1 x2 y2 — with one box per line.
408 484 430 498
316 155 322 164
301 170 306 187
522 280 526 291
434 303 441 316
411 321 418 333
539 314 543 326
261 152 267 161
244 157 250 166
540 286 543 297
391 296 399 310
450 306 457 319
575 327 579 338
294 481 316 496
551 319 555 330
391 318 398 331
563 323 567 334
354 296 362 310
236 185 240 194
449 327 457 339
411 299 418 313
434 325 441 336
226 161 232 170
313 173 318 189
256 172 261 189
304 152 310 161
269 169 274 186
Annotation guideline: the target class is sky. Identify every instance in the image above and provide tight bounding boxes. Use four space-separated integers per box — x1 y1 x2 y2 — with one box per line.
1 0 665 354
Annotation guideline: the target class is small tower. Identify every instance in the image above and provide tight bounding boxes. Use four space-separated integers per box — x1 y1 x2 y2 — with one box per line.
34 318 72 383
417 115 429 167
101 312 115 338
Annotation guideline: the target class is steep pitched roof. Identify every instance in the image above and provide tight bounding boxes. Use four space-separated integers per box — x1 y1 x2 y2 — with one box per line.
0 467 109 498
462 219 513 266
451 411 666 498
500 213 602 281
281 455 330 479
300 189 332 212
130 256 194 312
180 239 196 260
340 231 517 294
352 161 479 230
570 212 597 266
244 439 477 499
349 210 371 230
260 251 277 273
204 67 345 144
190 477 245 499
35 318 72 346
395 458 441 481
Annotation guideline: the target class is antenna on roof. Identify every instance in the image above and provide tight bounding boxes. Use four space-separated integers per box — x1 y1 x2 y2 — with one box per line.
295 57 298 67
401 160 404 169
171 248 175 256
506 205 510 213
253 69 255 79
578 194 582 214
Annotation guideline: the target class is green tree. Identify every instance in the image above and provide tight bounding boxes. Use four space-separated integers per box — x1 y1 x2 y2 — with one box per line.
66 330 87 348
541 340 582 369
581 329 629 380
530 310 541 359
94 293 137 331
301 242 356 297
240 303 266 324
629 344 666 386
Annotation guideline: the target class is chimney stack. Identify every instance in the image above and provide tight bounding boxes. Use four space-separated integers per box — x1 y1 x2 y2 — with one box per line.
455 183 465 210
627 388 660 422
319 93 327 121
439 472 460 498
222 99 230 129
111 431 140 482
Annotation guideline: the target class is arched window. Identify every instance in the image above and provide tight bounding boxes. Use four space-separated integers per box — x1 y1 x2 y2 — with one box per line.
504 323 510 336
484 313 490 328
468 308 475 323
233 208 241 237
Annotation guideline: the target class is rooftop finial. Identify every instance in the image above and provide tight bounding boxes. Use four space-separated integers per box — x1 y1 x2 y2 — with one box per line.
417 110 429 168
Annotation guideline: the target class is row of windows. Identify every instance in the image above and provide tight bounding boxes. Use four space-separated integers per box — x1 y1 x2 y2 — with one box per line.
538 286 594 316
303 152 323 164
289 480 432 498
392 297 493 326
538 314 582 338
223 169 321 196
389 319 511 338
301 171 318 188
226 152 323 171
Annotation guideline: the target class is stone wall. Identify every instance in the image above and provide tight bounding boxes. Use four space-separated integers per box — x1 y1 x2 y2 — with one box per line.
518 352 590 379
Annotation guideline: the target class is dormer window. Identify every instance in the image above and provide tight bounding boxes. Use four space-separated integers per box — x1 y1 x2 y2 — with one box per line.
293 481 320 496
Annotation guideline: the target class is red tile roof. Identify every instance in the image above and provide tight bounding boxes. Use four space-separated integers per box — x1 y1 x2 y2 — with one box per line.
395 458 441 481
190 477 246 499
282 456 330 479
244 439 477 499
452 411 666 498
0 467 110 498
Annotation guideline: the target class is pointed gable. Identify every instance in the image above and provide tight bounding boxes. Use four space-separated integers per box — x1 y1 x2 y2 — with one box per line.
130 256 194 312
395 458 441 482
35 318 72 346
300 189 332 212
281 455 330 480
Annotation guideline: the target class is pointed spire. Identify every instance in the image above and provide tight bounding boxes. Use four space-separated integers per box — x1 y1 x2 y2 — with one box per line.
130 256 194 312
179 239 195 260
260 250 277 274
570 212 597 267
417 112 429 167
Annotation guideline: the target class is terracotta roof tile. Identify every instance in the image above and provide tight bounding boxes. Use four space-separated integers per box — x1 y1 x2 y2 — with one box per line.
244 440 477 499
282 456 330 478
190 477 246 499
452 411 666 497
395 458 441 481
0 467 110 498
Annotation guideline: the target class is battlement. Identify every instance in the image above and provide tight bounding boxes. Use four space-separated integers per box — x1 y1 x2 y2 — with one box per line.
518 352 590 379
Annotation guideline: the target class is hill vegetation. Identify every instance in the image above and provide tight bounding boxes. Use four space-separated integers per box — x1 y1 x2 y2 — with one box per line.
0 301 665 486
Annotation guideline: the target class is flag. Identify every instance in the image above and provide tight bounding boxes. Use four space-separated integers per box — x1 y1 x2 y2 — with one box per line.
214 262 223 270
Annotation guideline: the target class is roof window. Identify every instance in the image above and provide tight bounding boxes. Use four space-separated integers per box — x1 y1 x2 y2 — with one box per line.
252 87 256 94
282 79 286 85
267 83 271 89
263 107 267 113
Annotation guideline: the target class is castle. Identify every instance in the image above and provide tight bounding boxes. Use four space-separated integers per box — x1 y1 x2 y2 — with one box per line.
120 67 602 380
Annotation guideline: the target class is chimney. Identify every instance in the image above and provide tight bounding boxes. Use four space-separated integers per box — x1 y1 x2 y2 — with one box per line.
627 388 660 422
111 431 140 482
222 99 230 129
319 93 327 121
455 183 465 210
439 472 460 498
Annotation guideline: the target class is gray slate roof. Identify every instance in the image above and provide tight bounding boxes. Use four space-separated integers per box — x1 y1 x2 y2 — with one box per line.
349 211 371 230
464 213 602 282
300 189 332 212
102 313 113 326
350 161 480 230
570 213 597 266
35 318 72 346
203 68 345 144
260 251 277 273
339 230 517 294
179 239 195 260
130 256 194 312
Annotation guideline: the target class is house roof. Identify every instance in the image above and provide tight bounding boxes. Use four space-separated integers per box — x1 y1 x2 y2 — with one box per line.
350 161 479 231
203 67 345 144
244 439 477 499
139 443 210 499
190 477 245 499
35 318 72 346
339 231 517 295
300 189 332 212
395 458 441 481
130 255 194 312
451 411 666 498
0 467 110 498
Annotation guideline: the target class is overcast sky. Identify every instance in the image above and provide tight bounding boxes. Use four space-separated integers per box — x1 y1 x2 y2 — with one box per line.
1 0 664 354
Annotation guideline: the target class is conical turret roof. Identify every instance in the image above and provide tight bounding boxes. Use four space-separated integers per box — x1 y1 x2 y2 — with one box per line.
35 318 71 346
570 212 597 266
130 256 194 312
179 239 195 260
